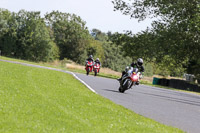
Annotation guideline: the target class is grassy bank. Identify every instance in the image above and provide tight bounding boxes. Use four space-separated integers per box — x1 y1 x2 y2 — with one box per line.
0 60 183 132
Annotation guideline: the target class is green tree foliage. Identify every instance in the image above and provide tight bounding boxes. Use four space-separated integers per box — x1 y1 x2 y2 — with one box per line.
91 30 132 72
45 11 90 63
16 10 59 61
0 9 59 61
91 29 108 42
0 9 107 66
86 39 105 63
108 31 154 75
0 9 17 56
109 31 156 61
102 41 132 72
0 9 10 38
112 0 200 77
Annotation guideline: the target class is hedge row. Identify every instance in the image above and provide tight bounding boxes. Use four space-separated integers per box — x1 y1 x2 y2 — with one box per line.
152 78 200 92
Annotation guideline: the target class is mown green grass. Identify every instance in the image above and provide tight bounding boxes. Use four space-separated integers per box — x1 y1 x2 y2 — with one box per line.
0 56 40 65
0 60 183 132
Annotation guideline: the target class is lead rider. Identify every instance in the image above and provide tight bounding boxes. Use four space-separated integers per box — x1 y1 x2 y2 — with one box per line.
117 58 145 85
85 55 94 66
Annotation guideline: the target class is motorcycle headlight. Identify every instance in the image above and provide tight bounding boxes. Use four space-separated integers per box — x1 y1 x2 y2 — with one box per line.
133 75 138 81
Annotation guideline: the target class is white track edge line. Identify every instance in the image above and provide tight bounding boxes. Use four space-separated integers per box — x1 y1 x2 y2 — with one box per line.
70 72 97 94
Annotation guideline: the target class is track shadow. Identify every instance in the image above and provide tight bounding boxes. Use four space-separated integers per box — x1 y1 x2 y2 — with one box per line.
142 85 200 99
103 89 123 94
135 91 200 107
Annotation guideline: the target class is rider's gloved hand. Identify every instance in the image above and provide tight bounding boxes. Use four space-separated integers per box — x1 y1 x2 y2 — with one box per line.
139 74 143 79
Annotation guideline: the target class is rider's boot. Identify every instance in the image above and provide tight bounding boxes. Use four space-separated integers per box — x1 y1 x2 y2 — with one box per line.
117 77 122 82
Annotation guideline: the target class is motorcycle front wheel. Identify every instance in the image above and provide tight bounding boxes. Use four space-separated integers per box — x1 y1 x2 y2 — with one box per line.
119 79 131 93
94 69 97 76
86 68 90 75
119 86 125 93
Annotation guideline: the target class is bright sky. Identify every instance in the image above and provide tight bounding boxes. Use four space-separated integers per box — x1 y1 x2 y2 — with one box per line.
0 0 153 34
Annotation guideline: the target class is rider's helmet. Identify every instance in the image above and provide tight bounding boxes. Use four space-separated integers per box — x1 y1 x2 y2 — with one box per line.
96 58 99 61
137 58 143 66
89 55 93 59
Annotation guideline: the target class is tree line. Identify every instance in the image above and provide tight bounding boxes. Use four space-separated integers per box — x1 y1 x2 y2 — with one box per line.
0 9 132 73
112 0 200 78
1 0 199 79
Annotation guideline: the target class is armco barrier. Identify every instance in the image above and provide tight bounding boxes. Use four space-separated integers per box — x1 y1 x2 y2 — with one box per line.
169 79 178 89
153 77 200 92
152 77 161 85
160 78 170 86
186 83 200 92
198 79 200 84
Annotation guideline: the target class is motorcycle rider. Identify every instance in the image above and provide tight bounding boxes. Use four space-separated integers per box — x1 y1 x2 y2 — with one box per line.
94 58 101 72
94 58 101 66
85 55 94 66
117 58 145 85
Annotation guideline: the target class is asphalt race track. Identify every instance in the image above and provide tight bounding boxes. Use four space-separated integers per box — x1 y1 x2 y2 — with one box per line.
76 73 200 133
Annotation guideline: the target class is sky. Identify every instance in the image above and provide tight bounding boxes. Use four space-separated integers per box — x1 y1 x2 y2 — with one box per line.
0 0 153 34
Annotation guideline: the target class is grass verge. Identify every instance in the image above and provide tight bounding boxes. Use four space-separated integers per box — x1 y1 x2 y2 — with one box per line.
0 60 183 132
0 56 121 79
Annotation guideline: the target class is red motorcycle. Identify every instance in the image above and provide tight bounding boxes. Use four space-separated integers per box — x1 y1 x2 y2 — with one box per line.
85 61 93 75
93 63 100 76
118 68 140 93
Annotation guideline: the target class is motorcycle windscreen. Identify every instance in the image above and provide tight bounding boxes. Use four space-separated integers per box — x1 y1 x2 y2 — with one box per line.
87 61 93 66
94 64 99 68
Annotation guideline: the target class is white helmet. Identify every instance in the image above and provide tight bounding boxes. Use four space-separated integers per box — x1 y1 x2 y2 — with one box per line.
137 58 143 66
89 55 93 59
